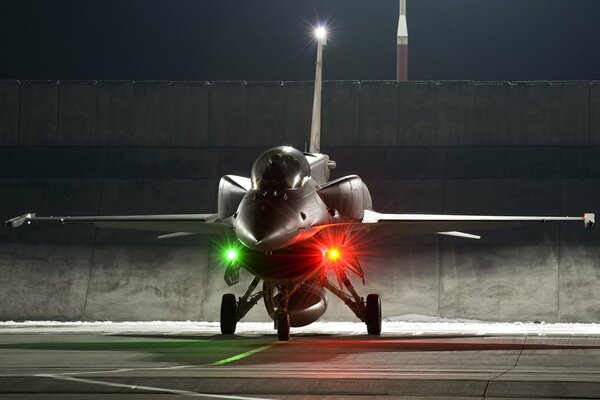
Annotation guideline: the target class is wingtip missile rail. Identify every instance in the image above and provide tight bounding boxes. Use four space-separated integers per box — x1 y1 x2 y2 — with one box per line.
5 213 36 228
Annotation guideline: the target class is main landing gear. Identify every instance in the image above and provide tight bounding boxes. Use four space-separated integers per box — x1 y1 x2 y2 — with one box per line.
220 293 237 334
220 276 263 335
323 269 382 335
365 293 382 335
220 271 381 340
220 277 296 341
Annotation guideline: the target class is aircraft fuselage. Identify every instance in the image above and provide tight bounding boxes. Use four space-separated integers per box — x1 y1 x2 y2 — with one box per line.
234 179 332 253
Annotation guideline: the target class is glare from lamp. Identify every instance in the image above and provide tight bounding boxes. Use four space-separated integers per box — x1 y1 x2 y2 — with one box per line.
315 27 327 40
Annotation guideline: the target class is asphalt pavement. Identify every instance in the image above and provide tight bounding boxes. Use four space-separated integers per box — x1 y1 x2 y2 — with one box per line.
1 324 600 399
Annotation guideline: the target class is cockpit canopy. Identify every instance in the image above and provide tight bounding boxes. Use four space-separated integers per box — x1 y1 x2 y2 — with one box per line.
251 146 311 190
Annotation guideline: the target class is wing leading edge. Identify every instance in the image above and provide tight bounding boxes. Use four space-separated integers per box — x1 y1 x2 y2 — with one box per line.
356 210 595 238
5 213 235 238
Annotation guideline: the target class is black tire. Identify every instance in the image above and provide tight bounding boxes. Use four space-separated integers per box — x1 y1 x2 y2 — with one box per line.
277 311 290 341
365 293 382 335
220 293 237 334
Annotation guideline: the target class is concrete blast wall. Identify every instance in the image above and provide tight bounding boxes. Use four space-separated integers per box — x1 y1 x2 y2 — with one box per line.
1 80 600 323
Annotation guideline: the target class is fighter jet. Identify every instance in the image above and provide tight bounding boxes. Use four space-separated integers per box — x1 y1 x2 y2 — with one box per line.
6 27 595 340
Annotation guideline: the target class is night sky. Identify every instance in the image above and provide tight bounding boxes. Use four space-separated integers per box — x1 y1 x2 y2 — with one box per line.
1 0 599 81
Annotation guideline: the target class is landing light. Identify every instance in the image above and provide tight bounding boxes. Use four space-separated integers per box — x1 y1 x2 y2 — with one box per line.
315 27 327 40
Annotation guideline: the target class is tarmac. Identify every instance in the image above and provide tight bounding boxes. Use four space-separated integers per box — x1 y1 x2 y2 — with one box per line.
1 322 600 399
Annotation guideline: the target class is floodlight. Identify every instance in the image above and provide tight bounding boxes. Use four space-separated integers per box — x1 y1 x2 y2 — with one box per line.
315 27 327 40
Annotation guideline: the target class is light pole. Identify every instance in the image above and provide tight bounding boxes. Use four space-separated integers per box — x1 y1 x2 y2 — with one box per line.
397 0 408 81
309 26 327 153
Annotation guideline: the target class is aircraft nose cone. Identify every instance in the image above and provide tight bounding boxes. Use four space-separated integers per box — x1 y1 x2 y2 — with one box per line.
235 200 298 251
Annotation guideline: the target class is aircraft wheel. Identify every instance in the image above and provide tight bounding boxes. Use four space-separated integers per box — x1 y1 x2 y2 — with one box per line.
277 311 290 341
220 293 237 334
365 293 382 335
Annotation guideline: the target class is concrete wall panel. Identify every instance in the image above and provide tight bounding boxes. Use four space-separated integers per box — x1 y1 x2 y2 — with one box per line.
104 148 221 179
246 82 284 147
0 244 92 320
19 81 58 145
558 244 600 322
170 81 209 147
367 179 444 215
0 147 106 179
98 179 217 216
510 82 551 145
550 82 589 145
84 244 210 320
397 82 437 145
322 81 360 147
133 81 172 146
560 147 600 179
474 82 512 145
1 178 102 244
475 82 550 145
208 82 247 147
444 147 506 179
281 82 312 148
216 147 260 177
444 147 561 179
58 81 97 145
97 81 134 146
504 147 562 179
0 80 19 145
330 147 445 180
439 245 559 322
359 81 398 146
591 83 600 145
434 81 475 145
444 179 559 216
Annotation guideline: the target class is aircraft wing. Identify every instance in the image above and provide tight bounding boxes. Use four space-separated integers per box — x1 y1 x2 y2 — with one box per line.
5 213 234 238
355 210 595 238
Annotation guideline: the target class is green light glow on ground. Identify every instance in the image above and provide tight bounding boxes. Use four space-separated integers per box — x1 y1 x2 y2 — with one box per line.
212 343 277 365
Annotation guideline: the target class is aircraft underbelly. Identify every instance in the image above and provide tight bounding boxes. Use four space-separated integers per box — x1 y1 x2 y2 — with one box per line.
242 243 324 282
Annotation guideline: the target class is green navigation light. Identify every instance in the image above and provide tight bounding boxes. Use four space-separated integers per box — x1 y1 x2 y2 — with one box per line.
225 248 238 262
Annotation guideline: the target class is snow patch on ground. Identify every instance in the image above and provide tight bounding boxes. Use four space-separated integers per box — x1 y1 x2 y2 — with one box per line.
2 318 600 336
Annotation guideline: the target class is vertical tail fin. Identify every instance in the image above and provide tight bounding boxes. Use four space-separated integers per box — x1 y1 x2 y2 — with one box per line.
309 29 326 153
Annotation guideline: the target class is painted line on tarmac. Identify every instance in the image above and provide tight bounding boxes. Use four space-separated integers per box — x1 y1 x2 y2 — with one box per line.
36 373 276 400
58 364 195 376
212 342 280 366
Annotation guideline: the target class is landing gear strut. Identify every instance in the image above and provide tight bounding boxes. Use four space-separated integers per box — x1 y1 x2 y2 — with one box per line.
219 277 263 335
277 310 291 341
263 282 300 341
323 269 382 336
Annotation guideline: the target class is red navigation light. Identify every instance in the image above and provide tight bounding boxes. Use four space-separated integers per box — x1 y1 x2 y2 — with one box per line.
327 247 341 262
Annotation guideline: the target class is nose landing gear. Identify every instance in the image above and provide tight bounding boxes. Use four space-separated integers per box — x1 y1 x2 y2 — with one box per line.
277 311 291 341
